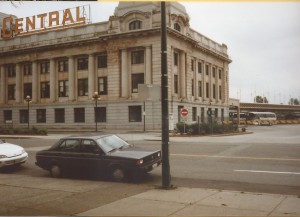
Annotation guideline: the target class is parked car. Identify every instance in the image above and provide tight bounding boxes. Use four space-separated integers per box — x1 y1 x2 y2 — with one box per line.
0 139 28 168
35 134 162 182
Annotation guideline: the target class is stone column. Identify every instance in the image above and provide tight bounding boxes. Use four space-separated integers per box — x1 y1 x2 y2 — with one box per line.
88 54 95 98
15 63 22 103
145 46 152 84
180 51 186 99
194 59 198 99
202 61 205 101
209 64 212 101
0 65 5 104
121 49 128 98
32 61 38 103
50 59 56 102
68 56 75 101
216 67 219 103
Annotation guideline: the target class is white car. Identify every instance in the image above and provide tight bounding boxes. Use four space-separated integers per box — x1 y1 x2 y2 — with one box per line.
0 139 28 168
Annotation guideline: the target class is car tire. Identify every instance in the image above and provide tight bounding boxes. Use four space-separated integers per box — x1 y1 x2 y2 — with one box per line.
50 164 62 178
110 166 126 182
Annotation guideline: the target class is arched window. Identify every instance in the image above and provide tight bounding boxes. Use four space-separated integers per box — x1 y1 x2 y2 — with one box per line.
174 23 181 32
129 20 142 30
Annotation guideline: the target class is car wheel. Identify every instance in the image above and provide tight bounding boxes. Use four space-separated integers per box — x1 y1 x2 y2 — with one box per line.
110 166 126 182
50 164 62 178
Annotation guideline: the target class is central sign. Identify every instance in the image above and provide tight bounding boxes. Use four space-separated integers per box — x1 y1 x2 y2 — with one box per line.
180 108 189 117
1 5 90 39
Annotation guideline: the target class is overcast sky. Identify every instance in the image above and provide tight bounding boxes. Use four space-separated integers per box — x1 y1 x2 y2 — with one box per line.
1 1 300 104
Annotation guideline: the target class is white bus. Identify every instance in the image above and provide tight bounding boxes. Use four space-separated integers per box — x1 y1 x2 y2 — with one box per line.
247 112 277 126
232 113 247 124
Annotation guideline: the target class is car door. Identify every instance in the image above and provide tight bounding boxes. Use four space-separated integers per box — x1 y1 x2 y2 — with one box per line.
79 139 106 176
56 139 82 174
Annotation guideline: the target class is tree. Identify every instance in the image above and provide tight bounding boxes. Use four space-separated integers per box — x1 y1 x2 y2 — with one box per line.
254 95 268 103
288 98 300 105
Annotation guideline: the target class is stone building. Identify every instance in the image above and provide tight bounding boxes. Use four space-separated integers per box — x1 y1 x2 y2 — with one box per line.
0 2 231 131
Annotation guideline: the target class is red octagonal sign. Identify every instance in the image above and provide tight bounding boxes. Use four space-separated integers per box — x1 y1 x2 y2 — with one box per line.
180 108 189 117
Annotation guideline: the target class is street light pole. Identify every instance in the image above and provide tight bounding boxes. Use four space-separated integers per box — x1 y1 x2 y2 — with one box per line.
25 95 31 129
92 92 100 132
161 2 171 189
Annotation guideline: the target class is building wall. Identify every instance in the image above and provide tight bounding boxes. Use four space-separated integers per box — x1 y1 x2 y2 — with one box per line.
0 2 231 131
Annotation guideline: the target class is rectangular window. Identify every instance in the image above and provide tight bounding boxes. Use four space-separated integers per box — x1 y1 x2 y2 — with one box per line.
97 55 107 68
192 107 197 122
20 110 28 124
191 59 194 71
59 80 69 97
77 57 88 70
8 84 15 100
212 67 216 78
191 79 194 96
174 53 178 66
198 62 202 73
98 77 107 95
198 81 202 97
132 73 144 93
201 108 204 123
78 79 88 96
178 105 184 122
221 109 224 122
7 65 16 77
58 59 68 72
95 107 106 123
206 82 209 98
129 106 142 122
37 109 46 123
213 84 216 99
4 110 12 122
219 69 222 79
24 83 32 99
174 74 178 94
219 85 222 100
74 108 85 123
23 63 32 76
215 108 218 118
131 50 144 64
205 65 209 76
55 108 65 123
41 81 50 98
40 61 50 74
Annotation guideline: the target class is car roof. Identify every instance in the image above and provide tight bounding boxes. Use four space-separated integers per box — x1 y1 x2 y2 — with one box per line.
61 133 113 140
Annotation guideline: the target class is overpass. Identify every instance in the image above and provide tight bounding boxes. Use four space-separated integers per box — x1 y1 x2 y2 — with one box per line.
240 102 300 113
229 102 300 125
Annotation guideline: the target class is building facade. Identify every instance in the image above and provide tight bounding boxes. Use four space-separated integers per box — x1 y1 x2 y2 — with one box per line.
0 2 232 131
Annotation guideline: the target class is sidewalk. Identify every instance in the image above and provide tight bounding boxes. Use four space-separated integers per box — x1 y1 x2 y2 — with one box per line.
77 187 300 216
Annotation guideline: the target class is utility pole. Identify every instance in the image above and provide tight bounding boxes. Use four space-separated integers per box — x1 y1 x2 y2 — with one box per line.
161 1 171 189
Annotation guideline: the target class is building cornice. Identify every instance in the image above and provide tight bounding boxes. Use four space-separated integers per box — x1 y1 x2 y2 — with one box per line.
0 26 231 64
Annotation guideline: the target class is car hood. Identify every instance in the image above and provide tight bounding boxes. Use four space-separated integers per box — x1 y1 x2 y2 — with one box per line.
108 147 158 159
0 143 25 157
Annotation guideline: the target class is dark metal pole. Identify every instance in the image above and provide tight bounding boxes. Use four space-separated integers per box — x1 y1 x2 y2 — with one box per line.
27 100 30 129
95 98 98 132
161 1 171 189
143 101 146 132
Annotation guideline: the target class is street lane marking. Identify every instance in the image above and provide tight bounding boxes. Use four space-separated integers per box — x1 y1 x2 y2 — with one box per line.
235 170 300 175
171 153 300 162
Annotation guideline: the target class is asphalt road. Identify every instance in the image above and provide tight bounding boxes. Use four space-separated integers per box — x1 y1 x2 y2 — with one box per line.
0 125 299 215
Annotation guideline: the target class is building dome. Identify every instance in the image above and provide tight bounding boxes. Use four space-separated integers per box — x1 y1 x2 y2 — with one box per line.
114 1 189 18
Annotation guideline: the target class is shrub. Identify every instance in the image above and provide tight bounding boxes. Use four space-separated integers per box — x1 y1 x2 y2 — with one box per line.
175 122 238 135
0 126 47 135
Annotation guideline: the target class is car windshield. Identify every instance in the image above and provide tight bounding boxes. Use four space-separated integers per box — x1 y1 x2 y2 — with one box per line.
96 135 130 153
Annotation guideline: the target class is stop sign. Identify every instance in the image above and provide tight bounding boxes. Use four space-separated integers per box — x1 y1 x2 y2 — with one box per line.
180 108 189 117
